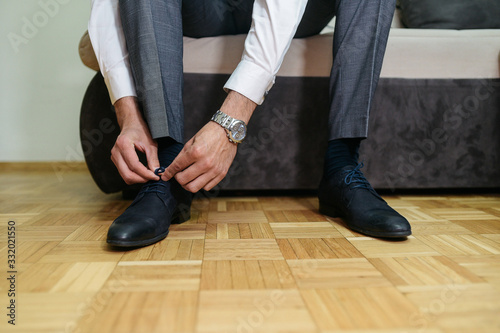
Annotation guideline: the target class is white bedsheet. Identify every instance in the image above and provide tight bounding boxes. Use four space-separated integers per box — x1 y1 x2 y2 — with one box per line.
183 28 500 79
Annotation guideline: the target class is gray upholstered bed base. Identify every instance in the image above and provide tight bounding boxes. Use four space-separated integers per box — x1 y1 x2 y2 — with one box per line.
80 73 500 192
184 74 500 190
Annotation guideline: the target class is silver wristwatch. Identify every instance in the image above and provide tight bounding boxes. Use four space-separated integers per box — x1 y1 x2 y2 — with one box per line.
210 110 247 144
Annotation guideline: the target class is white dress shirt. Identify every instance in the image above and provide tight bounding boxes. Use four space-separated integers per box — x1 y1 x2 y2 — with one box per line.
88 0 308 105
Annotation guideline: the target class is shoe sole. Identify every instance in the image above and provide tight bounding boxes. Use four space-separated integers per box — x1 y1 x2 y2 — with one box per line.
107 231 170 248
319 202 411 239
107 211 191 248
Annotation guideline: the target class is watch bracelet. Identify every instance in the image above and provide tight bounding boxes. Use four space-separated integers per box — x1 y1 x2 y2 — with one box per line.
211 110 239 144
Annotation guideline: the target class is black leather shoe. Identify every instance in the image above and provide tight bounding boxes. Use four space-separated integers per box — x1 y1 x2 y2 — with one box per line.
318 163 411 238
107 179 192 248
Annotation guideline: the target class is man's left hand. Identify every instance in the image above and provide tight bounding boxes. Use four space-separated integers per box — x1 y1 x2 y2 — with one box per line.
162 121 237 193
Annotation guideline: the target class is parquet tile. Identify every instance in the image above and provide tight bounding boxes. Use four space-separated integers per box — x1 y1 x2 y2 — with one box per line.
0 292 93 333
200 260 296 290
288 258 392 289
482 233 500 244
448 196 500 208
270 222 342 238
225 199 262 211
196 290 317 333
450 255 500 290
205 222 275 239
394 207 445 222
426 208 499 221
16 241 59 263
259 197 317 211
321 327 442 333
65 224 110 241
107 261 202 292
17 262 116 293
417 234 500 256
277 238 362 259
408 220 474 235
119 239 205 261
203 239 283 260
25 212 95 226
76 291 199 333
327 218 367 238
400 283 500 331
167 224 207 239
301 287 419 330
37 241 124 263
369 256 483 286
348 236 440 258
17 225 80 242
207 210 268 223
0 167 499 332
282 209 329 222
452 219 500 234
264 209 328 223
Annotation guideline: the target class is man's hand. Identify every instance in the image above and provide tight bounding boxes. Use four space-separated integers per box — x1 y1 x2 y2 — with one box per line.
111 97 160 184
163 91 257 193
163 122 237 192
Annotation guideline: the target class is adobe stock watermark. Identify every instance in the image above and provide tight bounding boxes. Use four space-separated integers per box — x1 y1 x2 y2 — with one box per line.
7 0 72 54
236 290 285 333
405 282 467 333
238 105 297 163
64 270 129 333
52 114 117 182
384 79 499 191
236 260 318 333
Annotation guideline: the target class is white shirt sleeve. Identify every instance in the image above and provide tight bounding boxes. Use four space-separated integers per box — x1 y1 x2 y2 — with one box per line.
88 0 307 106
224 0 309 105
88 0 136 104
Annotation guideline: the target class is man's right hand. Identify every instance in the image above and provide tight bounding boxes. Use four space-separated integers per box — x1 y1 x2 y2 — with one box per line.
111 97 160 184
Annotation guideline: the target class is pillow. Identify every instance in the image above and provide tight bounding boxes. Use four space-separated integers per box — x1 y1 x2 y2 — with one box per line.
79 31 99 71
398 0 500 29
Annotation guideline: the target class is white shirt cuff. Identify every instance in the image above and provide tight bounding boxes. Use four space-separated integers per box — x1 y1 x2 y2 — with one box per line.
223 60 275 105
103 65 137 105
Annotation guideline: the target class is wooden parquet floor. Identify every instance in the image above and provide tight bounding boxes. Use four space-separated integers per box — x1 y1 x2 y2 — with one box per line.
1 165 499 333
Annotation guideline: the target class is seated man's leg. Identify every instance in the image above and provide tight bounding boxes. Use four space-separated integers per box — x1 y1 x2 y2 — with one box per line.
107 0 256 247
107 0 190 247
318 0 412 238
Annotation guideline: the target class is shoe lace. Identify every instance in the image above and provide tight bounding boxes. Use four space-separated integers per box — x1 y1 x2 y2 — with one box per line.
155 167 166 177
139 167 168 195
343 163 377 195
140 181 168 195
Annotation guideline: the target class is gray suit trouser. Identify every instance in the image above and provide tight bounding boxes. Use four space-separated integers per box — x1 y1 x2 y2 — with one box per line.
119 0 396 143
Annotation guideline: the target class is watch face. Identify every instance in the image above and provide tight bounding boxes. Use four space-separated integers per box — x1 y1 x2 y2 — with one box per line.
229 121 246 142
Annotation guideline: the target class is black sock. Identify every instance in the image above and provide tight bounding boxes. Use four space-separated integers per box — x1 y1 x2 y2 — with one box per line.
323 138 361 179
157 137 183 168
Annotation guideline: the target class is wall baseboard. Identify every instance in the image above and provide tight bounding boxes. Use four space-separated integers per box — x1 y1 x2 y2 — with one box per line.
0 162 88 173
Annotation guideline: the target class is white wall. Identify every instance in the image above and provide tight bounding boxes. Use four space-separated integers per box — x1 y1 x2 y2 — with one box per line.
0 0 95 162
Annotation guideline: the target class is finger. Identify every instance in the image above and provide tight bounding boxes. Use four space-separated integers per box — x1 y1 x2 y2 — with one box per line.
203 174 224 192
121 143 158 181
174 160 211 187
178 172 217 193
112 151 150 184
163 149 194 181
144 145 160 173
134 140 160 177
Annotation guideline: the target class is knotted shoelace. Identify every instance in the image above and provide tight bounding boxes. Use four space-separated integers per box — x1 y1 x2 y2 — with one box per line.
154 167 166 177
343 163 377 194
138 167 168 195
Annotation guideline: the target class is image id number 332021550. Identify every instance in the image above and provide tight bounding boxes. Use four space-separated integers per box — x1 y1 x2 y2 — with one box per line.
7 220 16 325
